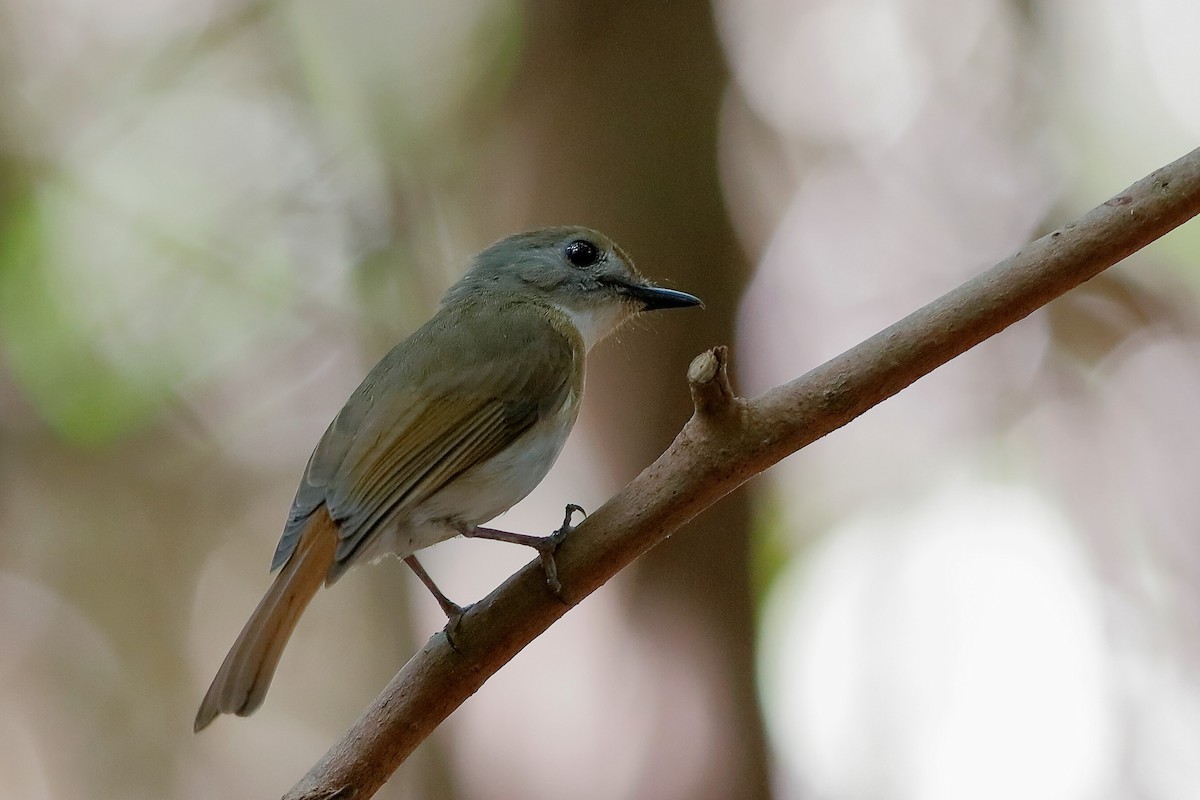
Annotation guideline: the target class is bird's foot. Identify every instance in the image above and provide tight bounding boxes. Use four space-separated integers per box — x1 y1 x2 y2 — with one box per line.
536 503 585 596
404 555 467 650
443 608 465 654
460 504 586 597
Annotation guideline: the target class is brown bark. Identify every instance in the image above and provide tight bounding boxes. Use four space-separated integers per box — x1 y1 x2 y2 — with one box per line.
283 147 1200 800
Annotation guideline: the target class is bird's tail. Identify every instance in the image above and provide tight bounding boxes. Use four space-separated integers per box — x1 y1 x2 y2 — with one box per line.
194 508 338 732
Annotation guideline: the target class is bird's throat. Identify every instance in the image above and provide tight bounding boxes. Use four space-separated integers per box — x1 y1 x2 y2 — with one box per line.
549 300 630 351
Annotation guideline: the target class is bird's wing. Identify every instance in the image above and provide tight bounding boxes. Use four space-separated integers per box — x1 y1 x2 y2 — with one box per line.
327 389 542 567
272 300 580 577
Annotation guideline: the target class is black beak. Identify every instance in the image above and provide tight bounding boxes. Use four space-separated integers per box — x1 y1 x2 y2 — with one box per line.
622 282 704 311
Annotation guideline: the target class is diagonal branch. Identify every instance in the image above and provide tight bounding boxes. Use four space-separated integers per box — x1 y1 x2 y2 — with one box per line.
285 146 1200 800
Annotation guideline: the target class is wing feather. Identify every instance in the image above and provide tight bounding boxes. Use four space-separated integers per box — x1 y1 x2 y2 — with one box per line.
333 399 523 564
272 296 582 578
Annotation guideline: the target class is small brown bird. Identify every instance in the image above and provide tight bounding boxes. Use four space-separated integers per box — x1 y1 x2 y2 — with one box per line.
194 226 701 731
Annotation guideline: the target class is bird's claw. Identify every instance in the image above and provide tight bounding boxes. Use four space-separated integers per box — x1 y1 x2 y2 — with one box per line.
538 504 586 596
443 606 465 653
554 503 585 542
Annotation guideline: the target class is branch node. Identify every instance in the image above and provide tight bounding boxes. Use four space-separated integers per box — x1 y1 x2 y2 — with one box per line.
688 346 736 419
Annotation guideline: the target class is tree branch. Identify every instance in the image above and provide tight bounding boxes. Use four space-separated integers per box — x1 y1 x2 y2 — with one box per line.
285 147 1200 800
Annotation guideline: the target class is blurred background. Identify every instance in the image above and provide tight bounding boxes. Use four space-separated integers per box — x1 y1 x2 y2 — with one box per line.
2 1 1199 798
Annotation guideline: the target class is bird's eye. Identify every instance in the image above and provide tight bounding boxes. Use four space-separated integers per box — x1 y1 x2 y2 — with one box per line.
564 239 601 268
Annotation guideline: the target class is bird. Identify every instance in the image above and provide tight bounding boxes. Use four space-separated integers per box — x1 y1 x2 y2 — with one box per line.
194 226 702 731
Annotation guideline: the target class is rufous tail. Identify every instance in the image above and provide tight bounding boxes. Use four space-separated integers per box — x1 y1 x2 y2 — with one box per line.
193 508 338 732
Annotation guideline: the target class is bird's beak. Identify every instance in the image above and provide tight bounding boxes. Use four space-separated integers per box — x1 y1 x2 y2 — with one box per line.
621 282 704 311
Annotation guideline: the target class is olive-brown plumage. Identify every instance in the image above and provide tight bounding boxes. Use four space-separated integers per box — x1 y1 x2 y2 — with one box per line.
195 226 700 731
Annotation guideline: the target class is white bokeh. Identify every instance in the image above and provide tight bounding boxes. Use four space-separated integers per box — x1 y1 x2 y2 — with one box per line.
760 482 1116 800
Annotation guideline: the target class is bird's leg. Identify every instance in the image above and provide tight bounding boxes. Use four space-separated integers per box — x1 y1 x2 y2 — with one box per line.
404 555 465 647
460 504 585 595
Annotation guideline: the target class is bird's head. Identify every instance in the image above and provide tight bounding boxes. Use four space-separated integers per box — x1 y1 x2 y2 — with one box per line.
445 226 702 349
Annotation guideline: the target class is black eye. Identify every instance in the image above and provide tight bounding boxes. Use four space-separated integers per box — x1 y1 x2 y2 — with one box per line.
564 239 601 268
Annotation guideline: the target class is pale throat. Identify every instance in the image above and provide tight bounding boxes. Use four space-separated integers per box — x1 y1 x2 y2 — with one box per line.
551 300 631 351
